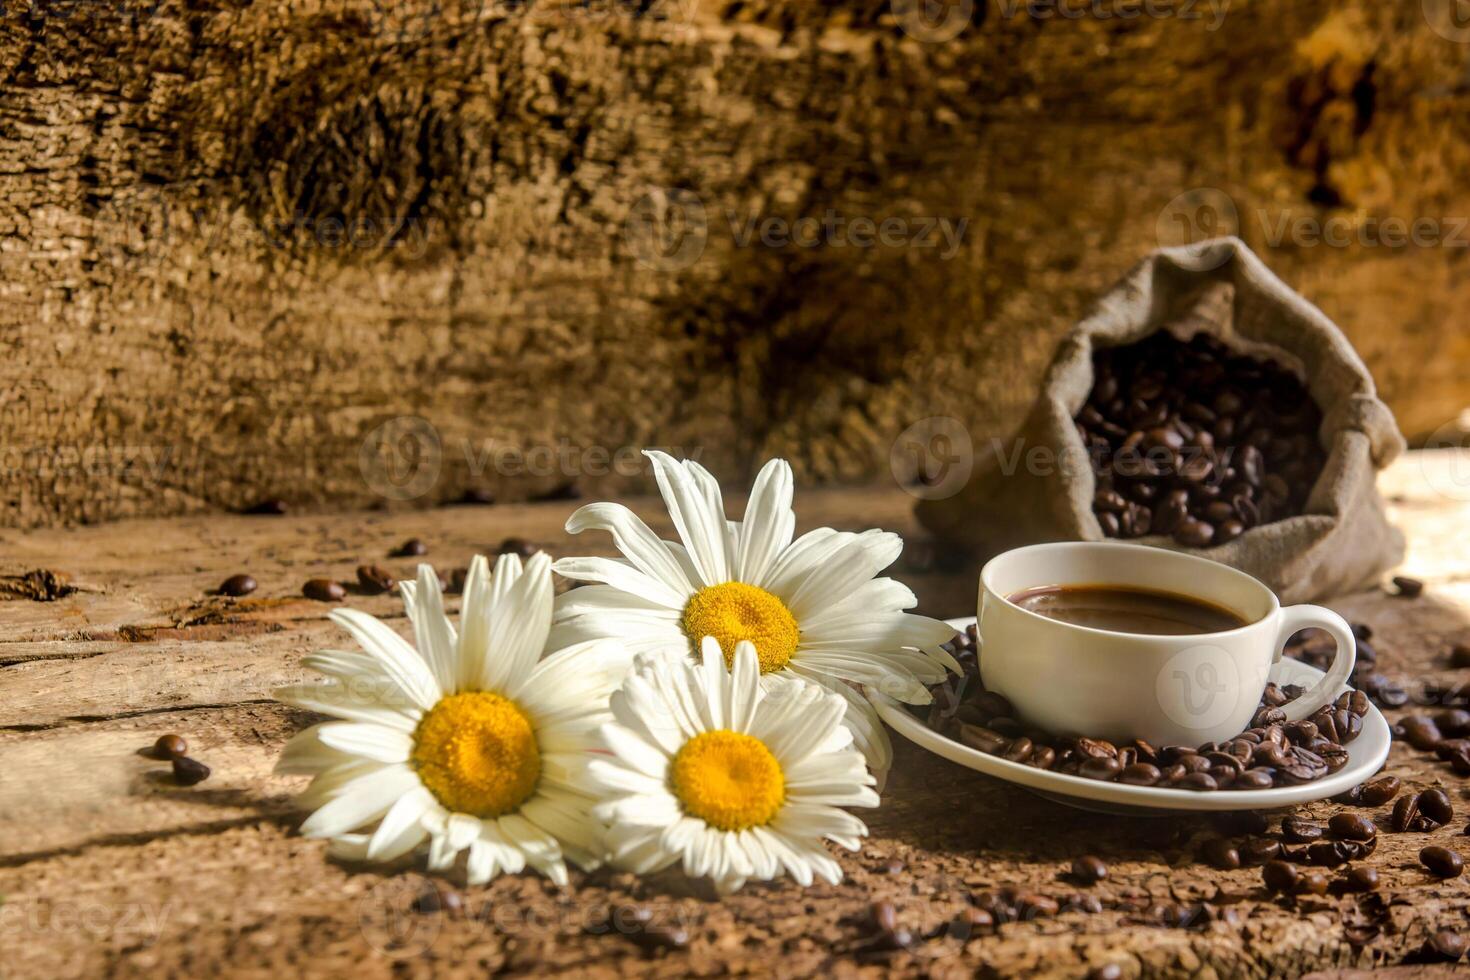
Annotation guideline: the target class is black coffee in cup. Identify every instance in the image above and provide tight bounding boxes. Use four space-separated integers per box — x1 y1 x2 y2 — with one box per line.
1005 583 1247 635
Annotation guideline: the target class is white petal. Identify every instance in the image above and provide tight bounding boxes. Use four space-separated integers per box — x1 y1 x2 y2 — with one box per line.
273 683 421 732
456 555 493 690
479 552 554 692
400 564 457 695
783 532 902 622
734 458 795 585
645 450 730 587
315 722 414 763
551 556 688 610
327 608 442 710
299 764 418 838
565 501 696 597
367 786 435 860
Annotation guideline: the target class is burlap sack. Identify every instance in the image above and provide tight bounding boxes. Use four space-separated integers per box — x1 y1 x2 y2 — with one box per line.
916 237 1405 604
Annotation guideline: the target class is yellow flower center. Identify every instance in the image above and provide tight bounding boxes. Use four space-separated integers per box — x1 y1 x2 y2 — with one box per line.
410 691 541 818
669 730 786 831
681 581 799 673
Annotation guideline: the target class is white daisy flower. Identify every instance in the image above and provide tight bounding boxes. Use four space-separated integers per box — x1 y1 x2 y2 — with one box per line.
274 553 621 887
551 451 959 772
590 637 879 893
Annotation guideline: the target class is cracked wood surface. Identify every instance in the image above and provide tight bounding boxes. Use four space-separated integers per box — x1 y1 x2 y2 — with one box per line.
5 1 1470 529
2 453 1470 977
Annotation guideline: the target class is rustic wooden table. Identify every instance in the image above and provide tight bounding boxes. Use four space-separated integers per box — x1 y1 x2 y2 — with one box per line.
4 453 1470 978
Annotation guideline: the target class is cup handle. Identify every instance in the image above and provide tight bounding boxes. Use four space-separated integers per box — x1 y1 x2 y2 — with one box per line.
1272 604 1357 723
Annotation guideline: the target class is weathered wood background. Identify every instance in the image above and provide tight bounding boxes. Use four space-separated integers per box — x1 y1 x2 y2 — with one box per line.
2 0 1470 527
2 451 1469 977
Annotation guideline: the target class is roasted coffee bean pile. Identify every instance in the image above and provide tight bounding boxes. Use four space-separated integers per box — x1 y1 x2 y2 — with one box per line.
927 624 1365 791
1075 332 1326 548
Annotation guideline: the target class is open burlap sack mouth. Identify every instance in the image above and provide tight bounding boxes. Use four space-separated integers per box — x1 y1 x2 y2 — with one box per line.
916 237 1406 605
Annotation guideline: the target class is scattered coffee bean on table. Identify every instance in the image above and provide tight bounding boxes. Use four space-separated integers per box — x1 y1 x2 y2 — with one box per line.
356 564 396 595
1282 817 1324 843
1329 813 1378 842
217 573 257 597
1261 860 1299 894
1427 929 1469 962
1342 866 1379 892
303 579 346 602
241 498 287 515
1451 644 1470 669
1076 332 1325 546
1339 775 1400 807
1390 575 1424 598
152 733 188 759
1200 839 1242 870
498 536 539 558
1293 871 1329 896
1421 845 1465 878
172 756 210 786
392 538 429 557
1071 855 1108 884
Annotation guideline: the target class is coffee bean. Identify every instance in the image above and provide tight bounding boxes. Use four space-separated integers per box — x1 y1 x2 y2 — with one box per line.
951 907 994 936
1085 966 1124 980
1235 769 1274 789
1282 817 1323 843
1421 788 1455 826
172 756 210 786
1305 841 1354 866
1174 519 1215 548
1199 839 1241 870
1261 860 1298 894
1003 737 1034 763
1436 708 1470 736
303 579 346 602
152 733 187 759
1452 644 1470 669
1353 776 1401 807
1391 575 1424 598
1119 762 1161 786
1292 871 1329 896
1401 715 1443 751
456 487 496 505
972 691 1015 722
412 884 464 914
1079 757 1122 781
1427 930 1469 962
1071 855 1108 884
1421 845 1465 878
392 538 429 557
498 537 539 558
1028 746 1057 770
1212 811 1269 836
1240 838 1281 865
1178 772 1219 792
959 724 1009 755
242 498 287 515
1073 736 1117 760
1342 865 1379 892
1328 813 1377 842
355 564 396 595
218 573 257 597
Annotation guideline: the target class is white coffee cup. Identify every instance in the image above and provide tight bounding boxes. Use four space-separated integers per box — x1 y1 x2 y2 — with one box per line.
977 542 1356 747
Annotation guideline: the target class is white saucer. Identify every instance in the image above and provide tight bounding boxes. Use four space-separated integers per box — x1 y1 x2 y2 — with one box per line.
868 617 1391 814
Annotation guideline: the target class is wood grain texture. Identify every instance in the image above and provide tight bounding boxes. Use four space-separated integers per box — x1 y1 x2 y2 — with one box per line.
2 1 1470 528
3 451 1470 977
